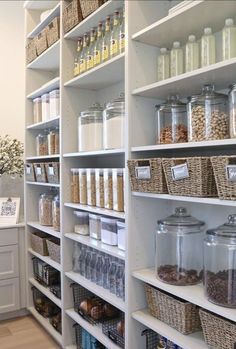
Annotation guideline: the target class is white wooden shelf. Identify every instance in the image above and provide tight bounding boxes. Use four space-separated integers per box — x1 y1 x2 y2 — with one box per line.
28 306 62 345
132 0 236 48
66 271 125 312
64 149 125 158
64 53 125 90
66 309 122 349
64 203 125 219
27 40 60 70
26 115 60 130
27 77 60 99
65 233 125 260
28 222 61 239
132 58 236 99
132 309 207 349
26 181 60 188
133 268 236 322
24 1 59 10
64 0 123 40
29 277 62 308
28 248 61 272
27 3 60 39
132 191 236 207
66 346 76 349
26 154 60 161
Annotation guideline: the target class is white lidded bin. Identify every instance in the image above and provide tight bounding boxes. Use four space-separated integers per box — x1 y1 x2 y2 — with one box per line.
49 89 60 119
101 217 118 246
41 93 50 121
117 221 126 251
89 213 101 240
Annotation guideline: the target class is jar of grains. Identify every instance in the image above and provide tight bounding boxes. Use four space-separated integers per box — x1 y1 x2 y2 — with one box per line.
71 169 80 203
228 84 236 138
95 169 104 208
156 96 188 144
48 129 56 155
74 211 89 235
188 84 229 141
54 127 60 154
33 97 42 124
87 169 96 206
79 169 87 205
36 132 48 156
52 194 60 231
89 214 101 240
112 168 124 212
39 193 53 226
104 169 113 210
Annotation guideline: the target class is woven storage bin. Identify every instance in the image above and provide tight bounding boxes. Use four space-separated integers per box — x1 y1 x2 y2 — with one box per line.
26 38 37 64
45 162 59 184
63 0 83 34
35 28 48 56
25 163 36 182
46 17 60 47
33 257 60 287
34 163 47 183
46 238 60 263
162 157 217 197
211 155 236 200
79 0 104 18
31 232 49 256
199 308 236 349
127 158 168 194
145 284 201 334
102 317 125 349
32 286 59 318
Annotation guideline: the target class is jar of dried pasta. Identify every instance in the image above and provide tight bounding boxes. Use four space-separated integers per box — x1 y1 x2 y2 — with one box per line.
95 169 104 208
71 169 80 203
52 194 60 231
112 168 124 212
79 169 87 205
39 193 53 226
104 169 113 210
87 169 96 206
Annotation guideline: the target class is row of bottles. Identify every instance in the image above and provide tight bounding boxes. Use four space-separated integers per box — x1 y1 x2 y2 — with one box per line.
74 9 125 77
158 18 236 80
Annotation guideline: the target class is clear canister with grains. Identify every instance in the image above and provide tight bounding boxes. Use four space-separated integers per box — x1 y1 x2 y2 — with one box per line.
52 194 60 231
95 169 104 208
79 169 87 205
112 168 124 212
87 169 96 206
104 169 113 210
39 193 53 226
71 168 80 203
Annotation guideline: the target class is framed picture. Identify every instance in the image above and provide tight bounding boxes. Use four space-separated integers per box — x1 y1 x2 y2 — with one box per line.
0 197 20 225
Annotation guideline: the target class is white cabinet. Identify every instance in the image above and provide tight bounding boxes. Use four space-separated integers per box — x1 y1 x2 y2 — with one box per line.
0 278 20 313
0 245 19 280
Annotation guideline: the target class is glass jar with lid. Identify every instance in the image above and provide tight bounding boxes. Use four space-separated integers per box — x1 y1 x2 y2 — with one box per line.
39 193 53 226
156 207 205 285
52 194 60 231
156 96 188 144
78 103 103 152
188 84 229 142
103 93 125 150
204 215 236 308
36 132 48 156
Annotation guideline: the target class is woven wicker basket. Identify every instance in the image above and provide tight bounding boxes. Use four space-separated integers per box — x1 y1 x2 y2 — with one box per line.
34 163 47 183
162 157 217 197
25 163 36 182
45 162 59 184
63 0 83 34
145 284 201 334
35 28 48 56
211 155 236 200
46 17 60 47
79 0 104 18
127 158 168 194
26 38 37 64
199 308 236 349
46 238 61 263
31 232 49 256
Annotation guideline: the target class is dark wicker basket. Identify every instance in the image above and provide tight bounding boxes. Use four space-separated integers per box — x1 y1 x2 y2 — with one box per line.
32 257 60 287
46 17 60 47
32 287 59 318
63 0 83 34
31 232 49 256
79 0 104 18
26 38 37 64
145 284 201 334
102 317 125 349
35 28 48 56
46 238 61 263
142 329 183 349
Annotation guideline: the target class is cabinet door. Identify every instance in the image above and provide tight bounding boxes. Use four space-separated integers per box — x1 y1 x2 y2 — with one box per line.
0 228 18 246
0 245 19 280
0 278 20 313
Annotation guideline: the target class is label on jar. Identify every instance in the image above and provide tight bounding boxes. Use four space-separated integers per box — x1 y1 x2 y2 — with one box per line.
135 166 151 180
110 39 118 56
102 45 109 61
171 163 189 181
86 55 93 70
226 165 236 182
48 166 54 176
36 166 42 175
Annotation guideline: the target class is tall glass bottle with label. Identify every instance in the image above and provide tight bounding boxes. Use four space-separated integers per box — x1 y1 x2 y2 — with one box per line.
102 16 111 63
222 18 236 60
87 29 96 71
74 37 82 76
80 34 88 74
119 6 125 54
157 48 170 81
110 11 120 58
93 22 103 67
201 27 216 67
170 41 184 77
185 35 199 72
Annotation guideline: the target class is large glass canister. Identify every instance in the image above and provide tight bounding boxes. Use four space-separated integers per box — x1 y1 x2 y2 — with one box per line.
188 84 229 142
156 96 188 144
103 93 125 150
156 207 205 285
39 193 53 226
204 215 236 308
36 132 48 156
78 103 103 152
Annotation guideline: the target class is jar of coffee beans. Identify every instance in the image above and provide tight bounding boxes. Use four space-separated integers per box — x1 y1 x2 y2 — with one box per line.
156 207 205 286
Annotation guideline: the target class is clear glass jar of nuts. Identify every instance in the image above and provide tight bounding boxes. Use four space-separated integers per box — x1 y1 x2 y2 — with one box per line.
188 84 229 142
156 96 188 144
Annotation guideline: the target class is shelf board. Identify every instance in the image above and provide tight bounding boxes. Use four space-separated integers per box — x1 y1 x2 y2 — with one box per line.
64 203 125 219
28 222 61 239
63 149 124 158
26 154 60 161
66 346 76 349
132 0 236 48
28 248 61 272
27 3 60 39
27 77 60 99
27 40 60 71
24 1 59 10
26 115 60 130
133 268 236 322
65 233 125 260
132 191 236 207
132 58 236 99
132 309 206 349
64 0 123 40
29 278 61 308
26 181 60 188
28 306 62 345
64 53 125 90
66 271 125 312
66 309 121 349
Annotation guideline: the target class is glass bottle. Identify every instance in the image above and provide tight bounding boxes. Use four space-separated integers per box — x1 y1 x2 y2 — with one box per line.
185 35 200 72
90 252 97 283
109 262 117 294
102 16 111 63
80 34 88 74
85 249 92 279
157 48 170 81
72 242 81 273
78 246 86 276
96 255 103 286
115 264 124 298
102 256 111 289
222 18 236 61
110 11 120 58
93 22 103 67
87 29 96 71
119 6 125 54
74 37 82 77
170 41 184 77
201 27 216 67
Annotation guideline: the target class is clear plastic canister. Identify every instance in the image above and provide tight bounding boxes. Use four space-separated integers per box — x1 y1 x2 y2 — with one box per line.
79 169 87 205
104 169 113 210
49 89 60 119
87 169 96 206
36 132 48 156
101 217 118 245
33 97 42 124
71 168 80 203
89 214 101 240
95 169 104 208
52 194 60 231
41 93 50 121
39 193 53 226
74 211 89 235
117 220 126 251
112 168 124 212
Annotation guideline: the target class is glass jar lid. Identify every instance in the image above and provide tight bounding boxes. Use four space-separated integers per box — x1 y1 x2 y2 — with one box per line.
53 194 60 202
105 93 125 115
80 103 103 119
189 84 228 103
207 215 236 238
158 207 205 228
155 95 186 113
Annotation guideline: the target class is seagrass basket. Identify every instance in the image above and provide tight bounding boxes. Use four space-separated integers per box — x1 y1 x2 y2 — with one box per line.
46 238 61 263
31 232 49 256
46 17 60 47
79 0 104 18
35 28 48 55
63 0 83 34
26 38 37 64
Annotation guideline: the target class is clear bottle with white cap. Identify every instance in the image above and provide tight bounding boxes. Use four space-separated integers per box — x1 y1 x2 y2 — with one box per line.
170 41 184 77
185 35 199 72
222 18 236 60
157 47 170 81
201 27 216 67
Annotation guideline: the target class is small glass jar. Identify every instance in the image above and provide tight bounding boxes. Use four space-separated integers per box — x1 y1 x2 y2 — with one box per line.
86 169 96 206
156 96 188 144
41 93 50 121
89 214 101 240
103 93 125 150
101 217 118 246
112 168 124 212
71 168 80 203
79 169 87 205
204 215 236 308
78 103 103 152
104 169 113 210
49 89 60 119
95 169 104 208
48 129 56 155
74 211 89 235
52 194 60 231
33 97 42 124
156 207 205 286
188 84 229 142
39 193 53 226
36 132 48 156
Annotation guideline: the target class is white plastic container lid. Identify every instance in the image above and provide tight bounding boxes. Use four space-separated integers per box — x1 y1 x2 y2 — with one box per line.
101 217 118 225
74 210 89 218
49 89 60 97
89 213 101 221
33 97 41 103
41 93 50 101
188 35 196 42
